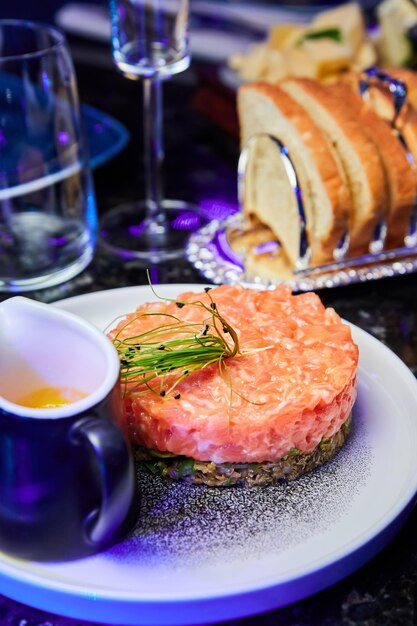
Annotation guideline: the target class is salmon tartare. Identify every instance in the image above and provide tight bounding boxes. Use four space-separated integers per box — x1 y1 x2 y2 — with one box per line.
110 285 358 486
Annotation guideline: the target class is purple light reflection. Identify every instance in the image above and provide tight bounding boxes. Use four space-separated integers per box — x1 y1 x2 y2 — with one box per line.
0 129 7 149
170 212 201 231
41 70 51 91
254 241 279 255
0 231 14 245
199 198 238 222
211 229 244 270
118 249 138 260
128 221 147 237
48 236 68 247
57 131 70 146
148 266 159 285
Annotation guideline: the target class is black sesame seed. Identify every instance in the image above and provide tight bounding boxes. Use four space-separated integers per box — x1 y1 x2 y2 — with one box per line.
176 302 185 308
210 302 217 310
223 326 229 334
174 394 181 400
204 287 212 292
158 345 165 350
159 390 166 397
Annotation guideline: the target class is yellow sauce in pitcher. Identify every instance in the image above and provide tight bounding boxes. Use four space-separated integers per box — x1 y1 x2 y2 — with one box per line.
16 386 87 409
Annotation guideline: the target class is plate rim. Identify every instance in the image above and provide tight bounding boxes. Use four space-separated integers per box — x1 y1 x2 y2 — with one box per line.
1 284 417 623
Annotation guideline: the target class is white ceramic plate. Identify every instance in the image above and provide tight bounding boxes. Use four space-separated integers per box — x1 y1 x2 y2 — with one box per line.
1 284 417 626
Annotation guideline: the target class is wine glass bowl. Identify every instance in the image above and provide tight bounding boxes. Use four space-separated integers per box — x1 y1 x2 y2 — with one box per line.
101 0 202 262
111 0 191 78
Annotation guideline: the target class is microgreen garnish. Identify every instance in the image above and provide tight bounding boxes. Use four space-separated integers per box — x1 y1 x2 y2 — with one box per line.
110 276 270 407
111 283 240 400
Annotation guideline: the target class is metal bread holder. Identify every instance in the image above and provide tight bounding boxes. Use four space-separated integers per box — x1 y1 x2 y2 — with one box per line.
187 68 417 291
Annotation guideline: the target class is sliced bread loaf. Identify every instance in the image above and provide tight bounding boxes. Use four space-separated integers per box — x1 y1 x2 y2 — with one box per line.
237 82 350 268
327 81 417 247
227 222 294 280
339 70 417 169
281 78 388 255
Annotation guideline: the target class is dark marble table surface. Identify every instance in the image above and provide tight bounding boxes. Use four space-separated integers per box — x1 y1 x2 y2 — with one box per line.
2 28 417 626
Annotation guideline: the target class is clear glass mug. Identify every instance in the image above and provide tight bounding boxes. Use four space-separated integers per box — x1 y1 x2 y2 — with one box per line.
0 20 97 292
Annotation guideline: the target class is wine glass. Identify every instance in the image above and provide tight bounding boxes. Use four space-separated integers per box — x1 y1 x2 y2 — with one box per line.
101 0 201 263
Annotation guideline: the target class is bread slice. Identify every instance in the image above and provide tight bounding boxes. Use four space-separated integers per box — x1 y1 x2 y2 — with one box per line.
237 82 350 268
281 78 388 255
332 75 417 246
227 222 294 280
339 71 417 167
382 71 417 178
329 82 417 246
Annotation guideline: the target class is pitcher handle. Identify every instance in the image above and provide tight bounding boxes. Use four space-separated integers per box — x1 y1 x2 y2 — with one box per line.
71 416 136 545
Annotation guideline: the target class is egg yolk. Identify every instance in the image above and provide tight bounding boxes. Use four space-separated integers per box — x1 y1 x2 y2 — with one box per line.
16 386 87 409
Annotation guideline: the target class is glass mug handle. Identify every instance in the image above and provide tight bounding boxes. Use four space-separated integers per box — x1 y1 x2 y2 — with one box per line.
71 417 136 545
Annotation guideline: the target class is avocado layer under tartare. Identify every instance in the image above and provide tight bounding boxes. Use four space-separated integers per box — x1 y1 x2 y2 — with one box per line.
134 414 352 487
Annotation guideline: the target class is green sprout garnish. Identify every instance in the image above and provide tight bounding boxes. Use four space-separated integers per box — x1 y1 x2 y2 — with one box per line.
110 280 268 405
297 27 343 46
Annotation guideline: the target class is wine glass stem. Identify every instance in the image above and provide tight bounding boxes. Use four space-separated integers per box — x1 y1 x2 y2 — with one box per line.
143 76 166 229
